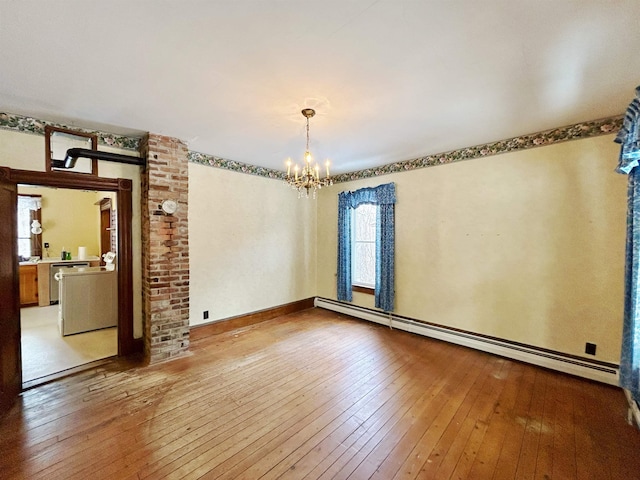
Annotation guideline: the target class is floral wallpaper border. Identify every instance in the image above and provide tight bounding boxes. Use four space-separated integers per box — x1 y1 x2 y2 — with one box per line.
332 115 623 183
1 111 623 182
188 151 286 180
190 115 623 182
0 112 140 151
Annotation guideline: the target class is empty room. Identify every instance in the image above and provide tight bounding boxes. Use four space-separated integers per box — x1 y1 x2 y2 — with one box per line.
1 1 640 479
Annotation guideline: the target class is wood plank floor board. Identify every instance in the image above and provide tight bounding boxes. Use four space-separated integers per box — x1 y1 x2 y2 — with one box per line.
534 372 560 479
306 342 477 480
134 335 393 478
426 357 515 480
445 358 518 480
25 318 364 476
322 344 486 479
485 363 537 480
298 353 441 480
368 350 495 479
207 356 415 480
584 378 640 480
5 318 344 478
2 308 639 480
550 373 579 480
108 316 402 480
70 319 382 480
142 343 405 480
221 332 449 480
397 353 499 479
513 368 548 479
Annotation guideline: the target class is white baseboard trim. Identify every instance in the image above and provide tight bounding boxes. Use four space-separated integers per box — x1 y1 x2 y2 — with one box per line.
315 297 619 386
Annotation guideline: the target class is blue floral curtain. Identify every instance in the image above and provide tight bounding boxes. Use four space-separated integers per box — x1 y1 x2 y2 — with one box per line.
337 183 396 311
616 86 640 402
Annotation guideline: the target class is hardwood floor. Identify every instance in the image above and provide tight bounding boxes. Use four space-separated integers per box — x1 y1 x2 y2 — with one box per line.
1 307 639 479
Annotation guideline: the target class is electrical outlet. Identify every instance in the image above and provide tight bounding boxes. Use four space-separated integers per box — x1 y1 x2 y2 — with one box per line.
44 242 50 248
585 342 597 355
203 310 209 320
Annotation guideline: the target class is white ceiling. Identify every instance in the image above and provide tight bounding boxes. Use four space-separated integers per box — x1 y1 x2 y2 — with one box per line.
1 1 639 174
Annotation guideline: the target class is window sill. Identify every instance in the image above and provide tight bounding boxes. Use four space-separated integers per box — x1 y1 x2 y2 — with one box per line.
352 285 374 295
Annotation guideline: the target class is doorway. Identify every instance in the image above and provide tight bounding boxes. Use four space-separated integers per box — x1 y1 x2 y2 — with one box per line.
18 185 118 383
0 166 137 408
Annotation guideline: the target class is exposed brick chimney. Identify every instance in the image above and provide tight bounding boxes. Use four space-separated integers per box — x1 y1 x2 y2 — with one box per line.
140 133 190 363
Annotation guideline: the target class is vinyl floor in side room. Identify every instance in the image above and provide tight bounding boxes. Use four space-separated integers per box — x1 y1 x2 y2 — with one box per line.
2 307 639 479
20 304 117 382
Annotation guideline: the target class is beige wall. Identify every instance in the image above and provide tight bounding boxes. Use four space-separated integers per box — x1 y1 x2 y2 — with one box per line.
1 125 629 363
317 134 627 363
18 185 100 259
0 128 144 338
189 163 317 326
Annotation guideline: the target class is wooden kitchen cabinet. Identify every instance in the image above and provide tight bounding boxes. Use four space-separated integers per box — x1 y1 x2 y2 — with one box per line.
19 264 38 306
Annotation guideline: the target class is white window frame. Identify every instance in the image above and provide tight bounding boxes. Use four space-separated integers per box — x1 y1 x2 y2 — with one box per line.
351 203 377 290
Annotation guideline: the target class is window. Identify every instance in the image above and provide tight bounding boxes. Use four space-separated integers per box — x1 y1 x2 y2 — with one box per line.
17 195 42 259
352 203 377 289
337 183 396 311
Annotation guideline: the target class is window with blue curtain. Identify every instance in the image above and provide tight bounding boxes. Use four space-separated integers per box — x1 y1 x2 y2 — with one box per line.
337 182 396 311
616 86 640 403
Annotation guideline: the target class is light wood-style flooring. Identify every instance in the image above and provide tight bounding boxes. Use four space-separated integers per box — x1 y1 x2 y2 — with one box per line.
2 308 639 479
21 304 117 382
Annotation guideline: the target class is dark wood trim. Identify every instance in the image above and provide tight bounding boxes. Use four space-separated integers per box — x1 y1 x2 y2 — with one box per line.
352 285 374 295
10 168 121 190
116 184 136 356
2 167 140 363
45 125 98 175
190 297 316 341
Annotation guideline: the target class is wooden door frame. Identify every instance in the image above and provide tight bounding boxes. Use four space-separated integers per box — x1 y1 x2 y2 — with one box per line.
0 166 139 358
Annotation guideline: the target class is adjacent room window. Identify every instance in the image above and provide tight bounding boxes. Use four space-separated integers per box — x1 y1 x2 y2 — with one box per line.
17 195 42 259
352 203 377 289
337 182 396 311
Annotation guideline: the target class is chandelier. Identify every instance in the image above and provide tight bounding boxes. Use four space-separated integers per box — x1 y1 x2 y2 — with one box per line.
285 108 333 198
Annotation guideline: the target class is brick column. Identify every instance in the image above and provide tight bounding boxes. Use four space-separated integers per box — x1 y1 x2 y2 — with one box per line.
141 133 190 363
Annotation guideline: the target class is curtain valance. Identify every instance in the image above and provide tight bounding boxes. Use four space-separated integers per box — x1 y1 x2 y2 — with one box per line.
338 183 396 209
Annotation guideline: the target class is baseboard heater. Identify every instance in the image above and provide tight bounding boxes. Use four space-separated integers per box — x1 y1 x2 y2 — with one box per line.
314 297 619 386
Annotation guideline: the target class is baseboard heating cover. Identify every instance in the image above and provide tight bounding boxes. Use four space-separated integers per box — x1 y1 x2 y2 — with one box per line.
315 297 619 386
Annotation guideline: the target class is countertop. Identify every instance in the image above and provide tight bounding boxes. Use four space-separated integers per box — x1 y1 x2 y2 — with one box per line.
19 256 101 266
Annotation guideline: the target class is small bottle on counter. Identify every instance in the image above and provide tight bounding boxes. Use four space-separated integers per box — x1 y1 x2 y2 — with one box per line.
61 247 66 260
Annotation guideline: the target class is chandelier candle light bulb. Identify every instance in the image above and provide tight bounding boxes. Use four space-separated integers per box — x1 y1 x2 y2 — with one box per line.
284 108 334 198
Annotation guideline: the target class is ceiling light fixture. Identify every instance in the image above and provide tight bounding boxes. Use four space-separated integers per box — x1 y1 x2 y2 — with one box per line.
285 108 333 198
